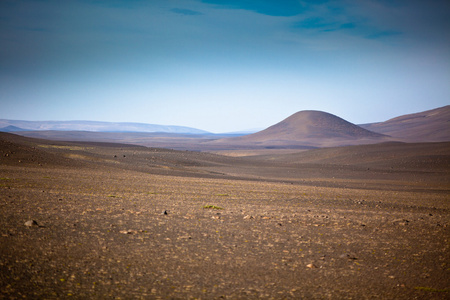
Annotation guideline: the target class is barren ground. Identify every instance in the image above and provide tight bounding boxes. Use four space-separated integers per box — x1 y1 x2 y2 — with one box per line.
0 133 449 299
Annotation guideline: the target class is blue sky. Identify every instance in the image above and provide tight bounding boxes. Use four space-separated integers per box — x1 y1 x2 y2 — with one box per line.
1 0 449 133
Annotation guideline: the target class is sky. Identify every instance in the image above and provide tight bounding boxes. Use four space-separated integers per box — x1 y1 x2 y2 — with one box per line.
1 0 449 133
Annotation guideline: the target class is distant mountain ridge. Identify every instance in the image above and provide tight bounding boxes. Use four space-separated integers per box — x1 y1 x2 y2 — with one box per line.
0 119 209 135
2 106 448 150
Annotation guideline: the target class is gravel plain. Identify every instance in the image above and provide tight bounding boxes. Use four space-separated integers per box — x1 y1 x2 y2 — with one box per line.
0 133 449 299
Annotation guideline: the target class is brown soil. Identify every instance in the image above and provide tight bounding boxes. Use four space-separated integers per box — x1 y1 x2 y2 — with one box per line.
1 133 449 299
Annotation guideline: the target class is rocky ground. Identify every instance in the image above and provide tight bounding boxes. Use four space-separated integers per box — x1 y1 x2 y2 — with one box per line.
0 133 449 299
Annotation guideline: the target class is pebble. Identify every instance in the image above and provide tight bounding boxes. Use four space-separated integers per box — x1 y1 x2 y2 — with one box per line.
392 219 409 225
306 263 317 269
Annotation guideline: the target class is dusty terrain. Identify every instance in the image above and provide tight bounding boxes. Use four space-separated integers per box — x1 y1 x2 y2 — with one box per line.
0 132 449 299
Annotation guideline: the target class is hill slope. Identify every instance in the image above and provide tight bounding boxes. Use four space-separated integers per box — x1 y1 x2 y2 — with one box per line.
262 141 450 172
211 110 389 148
360 105 450 142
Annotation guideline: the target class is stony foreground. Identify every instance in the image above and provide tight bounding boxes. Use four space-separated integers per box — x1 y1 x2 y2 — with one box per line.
0 135 449 299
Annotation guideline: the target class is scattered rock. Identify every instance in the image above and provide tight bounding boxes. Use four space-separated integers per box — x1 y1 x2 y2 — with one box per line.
306 263 317 269
340 253 358 260
392 219 409 225
243 215 254 220
24 220 39 227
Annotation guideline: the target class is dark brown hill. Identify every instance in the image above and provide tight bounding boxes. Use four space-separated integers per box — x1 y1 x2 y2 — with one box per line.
0 132 84 167
261 141 450 172
360 105 450 142
211 110 389 148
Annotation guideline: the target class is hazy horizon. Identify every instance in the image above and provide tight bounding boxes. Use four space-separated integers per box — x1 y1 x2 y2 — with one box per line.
1 0 449 133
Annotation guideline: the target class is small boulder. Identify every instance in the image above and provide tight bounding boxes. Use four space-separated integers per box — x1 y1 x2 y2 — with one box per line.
24 220 39 227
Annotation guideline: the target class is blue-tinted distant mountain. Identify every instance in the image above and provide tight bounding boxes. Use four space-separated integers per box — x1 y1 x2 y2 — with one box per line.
0 120 209 134
0 125 27 132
